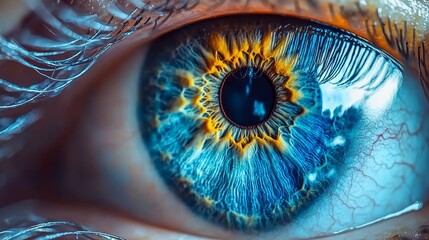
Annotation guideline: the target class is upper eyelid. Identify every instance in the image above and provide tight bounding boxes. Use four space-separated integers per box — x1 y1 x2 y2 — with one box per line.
0 0 427 111
2 0 428 69
89 0 429 85
6 0 429 53
98 0 429 72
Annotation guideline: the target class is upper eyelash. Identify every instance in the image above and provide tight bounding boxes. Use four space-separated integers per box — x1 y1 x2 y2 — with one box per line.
325 1 429 97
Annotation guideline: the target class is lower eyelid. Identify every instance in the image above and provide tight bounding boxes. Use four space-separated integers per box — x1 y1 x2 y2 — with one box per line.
1 200 427 240
0 200 210 240
322 201 429 240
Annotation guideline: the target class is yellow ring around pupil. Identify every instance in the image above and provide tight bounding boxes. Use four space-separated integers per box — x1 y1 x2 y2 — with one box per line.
139 15 374 231
172 32 305 155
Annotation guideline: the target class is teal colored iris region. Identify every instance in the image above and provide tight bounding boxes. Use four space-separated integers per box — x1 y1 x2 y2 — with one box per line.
137 15 376 231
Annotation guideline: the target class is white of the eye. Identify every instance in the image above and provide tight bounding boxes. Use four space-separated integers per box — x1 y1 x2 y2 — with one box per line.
318 51 387 118
273 64 429 239
364 71 401 115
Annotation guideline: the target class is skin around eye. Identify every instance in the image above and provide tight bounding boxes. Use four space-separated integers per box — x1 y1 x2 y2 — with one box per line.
0 0 426 240
1 199 429 240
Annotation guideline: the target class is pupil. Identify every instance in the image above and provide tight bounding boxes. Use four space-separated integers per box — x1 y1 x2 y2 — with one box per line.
219 67 276 127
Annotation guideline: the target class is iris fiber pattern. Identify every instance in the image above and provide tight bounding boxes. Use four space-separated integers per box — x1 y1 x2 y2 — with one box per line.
138 15 390 230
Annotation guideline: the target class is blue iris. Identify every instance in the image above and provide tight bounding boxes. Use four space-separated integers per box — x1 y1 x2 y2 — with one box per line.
138 15 377 231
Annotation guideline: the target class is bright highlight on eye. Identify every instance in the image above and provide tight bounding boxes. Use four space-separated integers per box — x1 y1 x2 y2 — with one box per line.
138 14 422 232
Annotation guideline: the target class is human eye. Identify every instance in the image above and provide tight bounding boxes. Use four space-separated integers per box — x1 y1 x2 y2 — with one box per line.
0 0 428 240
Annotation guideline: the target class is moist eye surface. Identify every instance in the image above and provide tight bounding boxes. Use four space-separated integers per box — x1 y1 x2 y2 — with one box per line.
138 14 402 231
